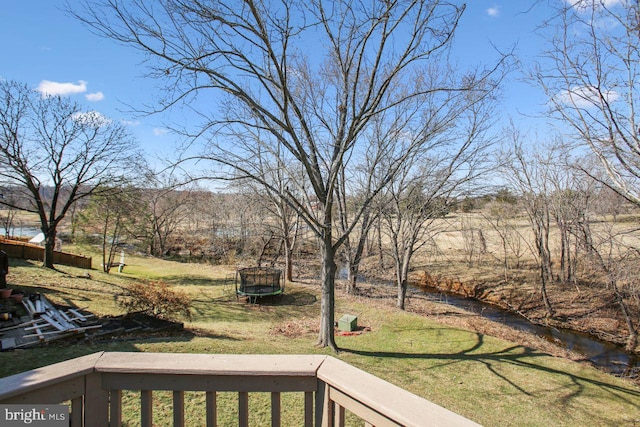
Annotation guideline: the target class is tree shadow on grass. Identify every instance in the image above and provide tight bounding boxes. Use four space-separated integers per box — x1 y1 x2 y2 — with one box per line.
50 276 135 307
210 288 318 307
189 289 318 323
7 281 123 311
341 332 640 406
160 275 233 287
249 291 318 307
93 328 241 345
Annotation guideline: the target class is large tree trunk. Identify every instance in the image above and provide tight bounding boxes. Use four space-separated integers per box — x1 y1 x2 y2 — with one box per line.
540 269 554 318
534 221 554 318
102 216 111 273
346 211 372 295
43 228 56 269
539 238 554 317
284 236 294 282
347 263 358 295
376 216 385 270
397 278 408 310
396 249 411 310
346 237 365 295
104 216 123 274
317 229 338 351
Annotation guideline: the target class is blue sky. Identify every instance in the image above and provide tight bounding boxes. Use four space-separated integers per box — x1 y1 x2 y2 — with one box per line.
0 1 574 158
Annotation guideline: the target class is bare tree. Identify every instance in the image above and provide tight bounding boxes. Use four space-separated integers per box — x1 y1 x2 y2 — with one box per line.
335 119 393 295
76 0 507 350
0 188 20 238
499 131 556 317
183 190 248 262
579 217 640 351
0 209 16 238
482 189 523 280
381 166 449 310
590 184 633 221
0 80 139 268
381 100 495 310
460 215 488 267
536 0 640 206
128 171 196 257
547 166 593 286
78 185 141 273
236 159 303 281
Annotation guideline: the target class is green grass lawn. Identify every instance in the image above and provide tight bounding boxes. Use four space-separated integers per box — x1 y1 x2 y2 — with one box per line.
1 252 639 426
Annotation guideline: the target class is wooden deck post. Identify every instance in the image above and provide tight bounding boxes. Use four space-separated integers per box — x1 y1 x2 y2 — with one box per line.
84 372 109 427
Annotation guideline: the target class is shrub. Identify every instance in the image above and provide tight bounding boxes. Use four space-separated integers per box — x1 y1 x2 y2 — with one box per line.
119 281 192 321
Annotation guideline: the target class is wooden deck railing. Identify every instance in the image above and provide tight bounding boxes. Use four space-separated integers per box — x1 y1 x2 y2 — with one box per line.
0 352 480 426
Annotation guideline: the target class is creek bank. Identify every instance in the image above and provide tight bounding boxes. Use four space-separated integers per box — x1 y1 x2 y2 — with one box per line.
411 270 639 376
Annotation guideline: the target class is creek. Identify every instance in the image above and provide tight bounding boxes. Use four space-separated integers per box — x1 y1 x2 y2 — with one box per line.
410 284 640 378
0 227 41 238
336 266 638 377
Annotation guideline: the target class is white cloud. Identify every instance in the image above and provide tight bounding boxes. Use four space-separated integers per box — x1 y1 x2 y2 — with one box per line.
487 6 500 17
121 119 141 126
153 128 169 136
556 85 619 108
72 111 111 127
37 80 87 97
85 91 104 102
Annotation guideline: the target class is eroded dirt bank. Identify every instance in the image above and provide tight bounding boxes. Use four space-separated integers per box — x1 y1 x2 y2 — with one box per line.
410 270 638 354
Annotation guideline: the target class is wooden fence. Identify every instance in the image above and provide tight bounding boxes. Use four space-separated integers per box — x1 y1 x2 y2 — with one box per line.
0 238 92 269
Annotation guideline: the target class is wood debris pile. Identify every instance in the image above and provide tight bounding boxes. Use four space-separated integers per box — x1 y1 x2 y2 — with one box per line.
0 294 100 350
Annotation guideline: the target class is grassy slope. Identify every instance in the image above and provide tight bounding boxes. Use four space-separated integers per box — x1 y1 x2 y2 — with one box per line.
1 253 639 426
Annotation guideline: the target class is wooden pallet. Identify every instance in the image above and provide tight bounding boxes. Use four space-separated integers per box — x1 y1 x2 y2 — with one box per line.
0 295 100 349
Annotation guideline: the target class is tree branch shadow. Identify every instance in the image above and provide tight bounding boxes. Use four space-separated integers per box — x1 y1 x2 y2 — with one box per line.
341 332 640 406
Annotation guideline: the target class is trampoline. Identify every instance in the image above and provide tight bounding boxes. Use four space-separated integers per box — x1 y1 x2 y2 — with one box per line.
235 267 285 302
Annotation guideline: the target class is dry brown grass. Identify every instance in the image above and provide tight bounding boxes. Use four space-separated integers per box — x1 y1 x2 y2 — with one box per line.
350 211 640 352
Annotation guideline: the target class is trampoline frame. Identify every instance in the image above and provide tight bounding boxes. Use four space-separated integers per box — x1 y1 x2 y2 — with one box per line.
235 266 285 302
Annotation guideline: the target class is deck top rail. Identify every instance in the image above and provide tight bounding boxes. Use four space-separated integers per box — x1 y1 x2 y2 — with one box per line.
0 352 480 427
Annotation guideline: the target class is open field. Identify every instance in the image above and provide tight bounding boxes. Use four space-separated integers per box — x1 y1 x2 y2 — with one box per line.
1 252 639 426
